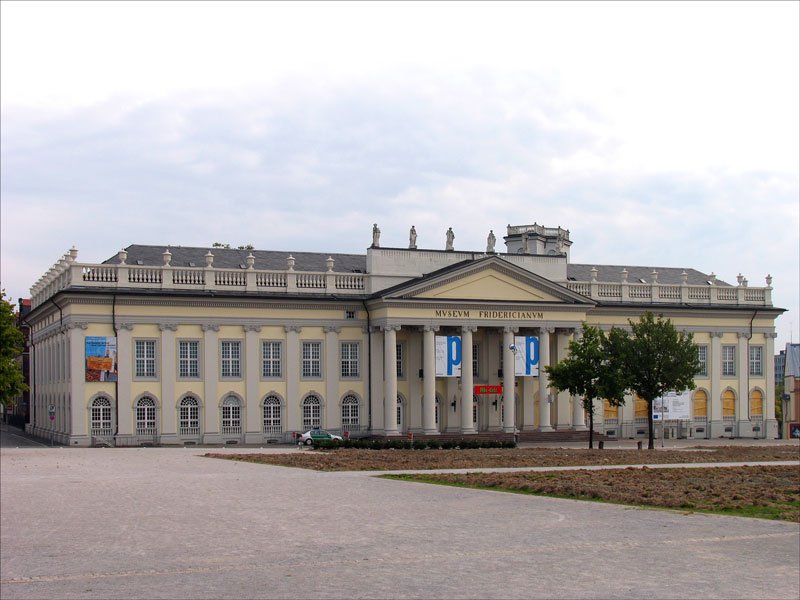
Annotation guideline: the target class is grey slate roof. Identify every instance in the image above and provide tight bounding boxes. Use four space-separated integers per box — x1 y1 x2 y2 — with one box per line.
106 245 731 286
785 343 800 378
107 245 368 274
567 264 732 286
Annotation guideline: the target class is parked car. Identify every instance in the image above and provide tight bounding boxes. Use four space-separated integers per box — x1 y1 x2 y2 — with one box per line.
297 429 343 446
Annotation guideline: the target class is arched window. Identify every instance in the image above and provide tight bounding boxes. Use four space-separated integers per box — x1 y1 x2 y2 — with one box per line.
221 395 241 435
722 390 736 420
303 395 321 430
179 396 200 436
90 397 112 436
634 396 648 422
263 396 282 434
692 390 708 420
341 395 360 433
603 399 618 423
396 395 404 430
750 389 763 420
136 397 157 435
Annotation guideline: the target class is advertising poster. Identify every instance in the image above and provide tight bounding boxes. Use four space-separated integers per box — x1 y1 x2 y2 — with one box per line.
652 390 692 420
435 335 462 377
85 336 118 382
513 335 539 376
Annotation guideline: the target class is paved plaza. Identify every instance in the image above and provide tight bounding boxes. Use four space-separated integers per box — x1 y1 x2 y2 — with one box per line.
1 426 799 599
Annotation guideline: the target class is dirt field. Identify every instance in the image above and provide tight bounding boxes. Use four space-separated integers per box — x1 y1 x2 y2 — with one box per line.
390 465 800 522
206 445 800 522
206 444 800 471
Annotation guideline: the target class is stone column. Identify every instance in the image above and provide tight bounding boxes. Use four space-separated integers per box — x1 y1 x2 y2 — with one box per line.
461 326 476 433
538 327 553 431
324 326 341 431
555 330 572 429
502 327 516 432
244 325 262 442
709 331 722 437
285 325 301 434
737 332 749 429
765 332 778 438
383 325 400 435
68 323 88 442
116 324 133 438
422 326 438 434
571 329 587 430
202 324 219 438
369 327 384 434
159 324 177 442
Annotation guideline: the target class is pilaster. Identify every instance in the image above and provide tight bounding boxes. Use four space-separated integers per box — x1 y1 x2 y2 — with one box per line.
285 325 302 433
116 323 134 438
159 323 177 440
68 323 88 441
244 324 262 442
202 324 219 436
324 326 341 431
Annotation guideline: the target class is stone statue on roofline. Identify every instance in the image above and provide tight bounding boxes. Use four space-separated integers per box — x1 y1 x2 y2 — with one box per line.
487 230 496 253
445 227 455 251
372 223 381 248
409 226 417 249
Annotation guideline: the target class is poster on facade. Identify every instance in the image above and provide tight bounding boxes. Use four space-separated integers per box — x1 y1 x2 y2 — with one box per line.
435 335 462 377
652 390 692 420
513 335 539 376
85 336 118 382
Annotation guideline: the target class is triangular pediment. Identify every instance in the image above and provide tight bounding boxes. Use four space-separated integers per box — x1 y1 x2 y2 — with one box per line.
376 256 592 305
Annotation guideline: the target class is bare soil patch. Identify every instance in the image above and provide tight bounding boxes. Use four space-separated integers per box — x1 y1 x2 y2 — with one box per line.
206 445 799 472
392 465 800 522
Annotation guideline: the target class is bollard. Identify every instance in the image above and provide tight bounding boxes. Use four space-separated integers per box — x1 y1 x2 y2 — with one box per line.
598 441 604 450
637 441 642 450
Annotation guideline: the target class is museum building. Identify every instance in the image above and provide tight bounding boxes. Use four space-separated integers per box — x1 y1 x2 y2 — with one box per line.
24 222 783 446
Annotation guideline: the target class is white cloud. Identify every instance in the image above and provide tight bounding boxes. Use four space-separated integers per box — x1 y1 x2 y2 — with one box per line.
1 0 797 347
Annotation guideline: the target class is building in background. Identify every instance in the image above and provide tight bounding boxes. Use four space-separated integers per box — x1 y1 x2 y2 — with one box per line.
783 343 800 439
22 222 784 446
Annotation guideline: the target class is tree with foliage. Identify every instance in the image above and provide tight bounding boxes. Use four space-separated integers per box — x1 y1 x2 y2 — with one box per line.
617 312 700 449
0 292 28 408
545 324 627 449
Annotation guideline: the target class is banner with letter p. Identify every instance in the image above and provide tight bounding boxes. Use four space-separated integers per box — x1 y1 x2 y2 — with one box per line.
513 335 539 376
435 335 462 377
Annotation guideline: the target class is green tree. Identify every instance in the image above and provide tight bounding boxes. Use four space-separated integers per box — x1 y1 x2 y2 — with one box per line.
0 292 28 407
545 324 627 449
618 312 700 449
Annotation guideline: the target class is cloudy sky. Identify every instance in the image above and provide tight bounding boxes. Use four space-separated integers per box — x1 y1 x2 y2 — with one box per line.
2 1 798 348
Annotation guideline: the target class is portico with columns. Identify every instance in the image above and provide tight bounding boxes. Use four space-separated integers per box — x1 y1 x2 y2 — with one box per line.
365 255 594 435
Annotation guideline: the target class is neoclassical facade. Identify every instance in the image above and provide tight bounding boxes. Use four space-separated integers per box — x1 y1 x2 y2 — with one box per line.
24 223 783 446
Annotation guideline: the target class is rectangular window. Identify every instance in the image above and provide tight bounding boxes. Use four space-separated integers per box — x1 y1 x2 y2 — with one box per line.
302 341 322 378
261 341 282 378
696 345 707 377
749 346 763 376
135 340 156 378
178 340 199 378
341 342 360 378
396 343 404 378
221 341 242 378
722 345 736 377
472 343 480 378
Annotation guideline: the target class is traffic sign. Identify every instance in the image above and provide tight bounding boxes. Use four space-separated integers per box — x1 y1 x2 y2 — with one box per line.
48 404 56 420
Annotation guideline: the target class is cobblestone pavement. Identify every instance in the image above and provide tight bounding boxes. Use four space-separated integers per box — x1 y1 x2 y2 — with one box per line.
1 442 798 599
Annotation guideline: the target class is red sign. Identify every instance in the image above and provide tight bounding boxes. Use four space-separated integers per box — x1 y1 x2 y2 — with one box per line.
474 385 503 395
